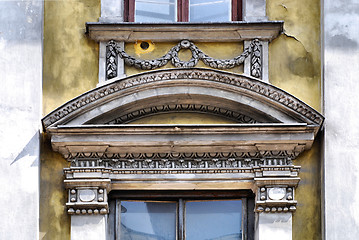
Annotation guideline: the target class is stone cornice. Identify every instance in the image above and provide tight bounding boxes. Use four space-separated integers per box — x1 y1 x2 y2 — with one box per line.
48 124 316 159
85 21 283 42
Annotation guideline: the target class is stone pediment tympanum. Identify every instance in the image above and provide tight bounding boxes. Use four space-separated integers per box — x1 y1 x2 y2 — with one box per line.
42 68 323 239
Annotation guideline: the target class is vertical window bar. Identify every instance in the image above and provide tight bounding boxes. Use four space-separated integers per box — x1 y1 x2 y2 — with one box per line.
232 0 242 21
124 0 135 22
108 200 116 240
177 0 189 22
178 198 184 240
247 197 255 240
242 198 247 240
115 200 121 239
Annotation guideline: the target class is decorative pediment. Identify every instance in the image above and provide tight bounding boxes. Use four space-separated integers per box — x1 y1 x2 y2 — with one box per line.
42 68 323 215
43 68 323 129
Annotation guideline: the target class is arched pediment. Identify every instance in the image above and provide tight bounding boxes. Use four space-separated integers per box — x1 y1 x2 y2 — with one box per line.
42 68 323 129
44 69 323 217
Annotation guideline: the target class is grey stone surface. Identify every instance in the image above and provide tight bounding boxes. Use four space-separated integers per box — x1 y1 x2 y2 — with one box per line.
99 0 123 22
0 0 42 239
71 215 107 240
255 212 292 240
323 0 359 239
86 22 283 42
243 0 268 21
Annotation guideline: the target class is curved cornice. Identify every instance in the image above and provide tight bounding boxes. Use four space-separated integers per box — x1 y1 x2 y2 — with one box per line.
42 68 323 130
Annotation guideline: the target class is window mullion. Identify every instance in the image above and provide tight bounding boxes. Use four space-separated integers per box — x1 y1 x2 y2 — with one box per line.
124 0 135 22
178 198 185 240
115 200 121 239
242 198 247 240
232 0 243 21
177 0 189 22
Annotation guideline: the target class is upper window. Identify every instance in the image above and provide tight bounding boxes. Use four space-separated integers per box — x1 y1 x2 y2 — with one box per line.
124 0 243 22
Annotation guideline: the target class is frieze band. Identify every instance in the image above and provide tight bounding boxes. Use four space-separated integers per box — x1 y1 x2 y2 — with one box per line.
70 157 295 169
65 151 300 161
106 39 262 79
106 103 258 124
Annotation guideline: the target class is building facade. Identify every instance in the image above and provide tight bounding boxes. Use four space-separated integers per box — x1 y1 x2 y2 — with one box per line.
1 0 358 239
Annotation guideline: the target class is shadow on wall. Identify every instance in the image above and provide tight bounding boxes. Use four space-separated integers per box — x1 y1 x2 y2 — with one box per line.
11 130 39 167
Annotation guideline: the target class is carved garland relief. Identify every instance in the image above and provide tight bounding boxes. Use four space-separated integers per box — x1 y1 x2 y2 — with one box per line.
106 39 262 79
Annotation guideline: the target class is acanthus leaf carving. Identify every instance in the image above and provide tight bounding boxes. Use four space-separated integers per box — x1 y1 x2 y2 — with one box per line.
250 39 262 78
106 43 118 79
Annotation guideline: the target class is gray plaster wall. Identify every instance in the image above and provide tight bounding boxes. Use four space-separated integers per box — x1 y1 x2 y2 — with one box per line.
0 1 43 239
323 0 359 239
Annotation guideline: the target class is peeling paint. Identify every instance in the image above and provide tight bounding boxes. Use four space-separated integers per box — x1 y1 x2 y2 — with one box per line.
268 1 321 239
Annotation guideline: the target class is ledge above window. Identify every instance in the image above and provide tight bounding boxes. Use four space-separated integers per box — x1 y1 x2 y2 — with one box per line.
86 21 283 42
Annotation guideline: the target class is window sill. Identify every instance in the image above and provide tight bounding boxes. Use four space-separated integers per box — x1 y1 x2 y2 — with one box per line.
86 21 283 42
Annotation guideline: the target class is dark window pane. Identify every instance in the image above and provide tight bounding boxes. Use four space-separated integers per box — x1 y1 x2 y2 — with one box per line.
189 0 231 22
185 200 242 240
120 201 177 240
135 0 176 22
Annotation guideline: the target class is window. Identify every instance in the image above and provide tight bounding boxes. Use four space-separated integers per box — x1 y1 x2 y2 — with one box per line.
124 0 243 22
109 191 254 240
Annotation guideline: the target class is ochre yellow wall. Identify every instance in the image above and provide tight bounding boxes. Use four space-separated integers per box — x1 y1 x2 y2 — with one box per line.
268 0 321 111
43 0 100 116
130 113 237 124
267 1 322 239
41 0 321 239
40 135 70 240
41 0 100 239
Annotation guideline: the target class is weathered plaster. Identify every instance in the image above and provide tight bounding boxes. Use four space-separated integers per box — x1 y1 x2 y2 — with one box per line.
267 1 322 239
41 0 100 239
292 142 321 240
0 1 42 239
43 0 100 115
267 0 321 112
40 136 70 240
323 0 359 239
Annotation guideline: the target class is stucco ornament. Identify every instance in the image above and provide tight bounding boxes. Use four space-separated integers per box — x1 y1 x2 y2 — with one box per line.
106 39 262 79
42 68 323 216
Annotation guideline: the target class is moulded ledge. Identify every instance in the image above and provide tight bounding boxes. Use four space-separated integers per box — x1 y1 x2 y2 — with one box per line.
85 21 284 42
48 123 317 158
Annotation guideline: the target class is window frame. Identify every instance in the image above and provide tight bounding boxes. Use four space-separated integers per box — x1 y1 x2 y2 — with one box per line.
108 190 254 240
124 0 243 22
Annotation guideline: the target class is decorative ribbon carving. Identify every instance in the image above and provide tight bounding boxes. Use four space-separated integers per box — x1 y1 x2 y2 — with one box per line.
106 39 262 79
